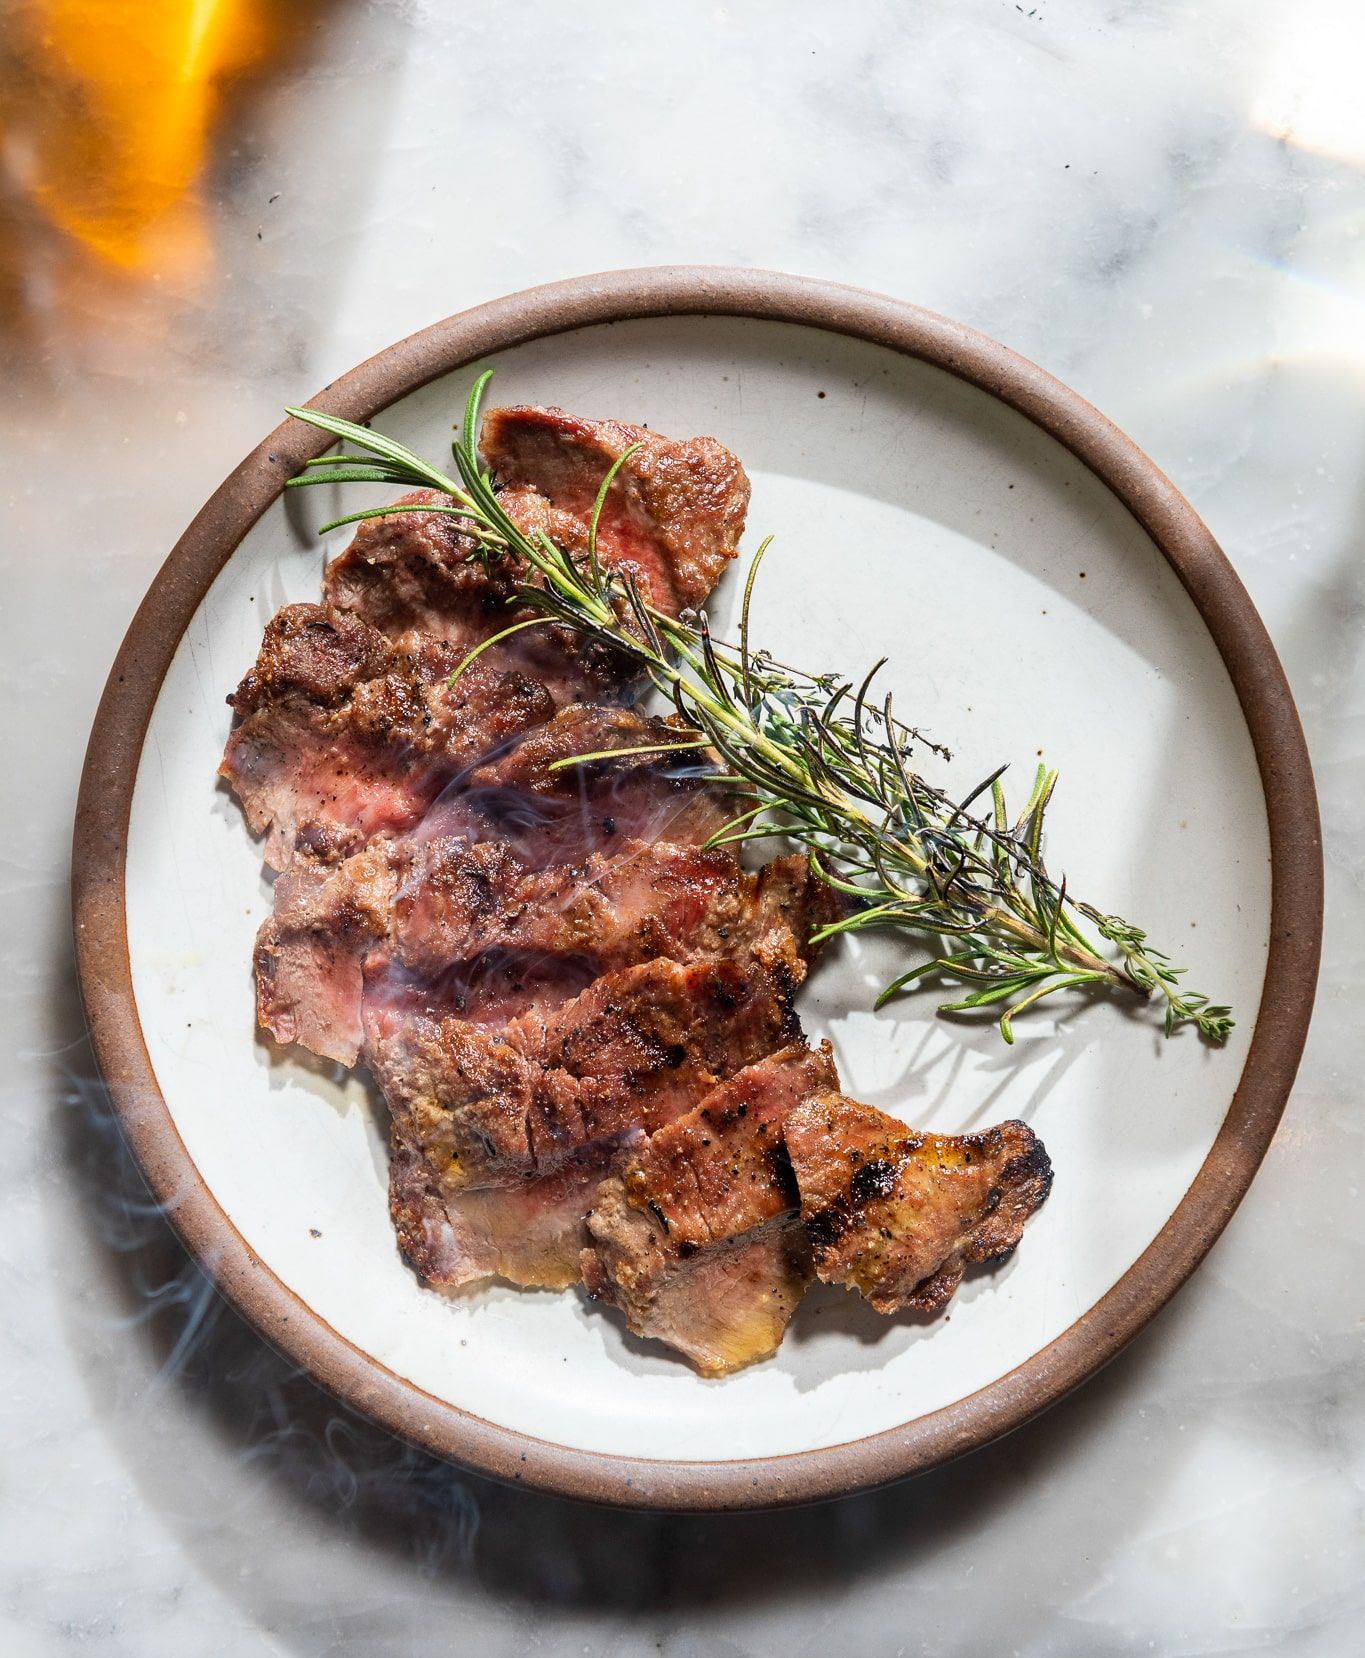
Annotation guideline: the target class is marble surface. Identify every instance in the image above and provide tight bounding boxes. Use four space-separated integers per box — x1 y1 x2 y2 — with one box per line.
2 1 1361 1653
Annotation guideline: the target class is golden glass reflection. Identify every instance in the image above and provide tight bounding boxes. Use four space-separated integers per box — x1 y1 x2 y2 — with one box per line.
0 0 315 278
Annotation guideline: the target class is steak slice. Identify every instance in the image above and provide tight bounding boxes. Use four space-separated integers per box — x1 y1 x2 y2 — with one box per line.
322 488 631 704
322 405 749 697
221 602 553 869
259 833 827 1077
253 844 398 1065
784 1097 1053 1314
321 489 520 641
441 702 742 864
246 694 760 1064
253 839 599 1067
392 839 830 983
482 405 750 613
582 1044 838 1376
372 954 802 1213
390 1146 607 1291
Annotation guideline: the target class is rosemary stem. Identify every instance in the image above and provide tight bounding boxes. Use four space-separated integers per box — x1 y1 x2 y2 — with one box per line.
983 908 1136 990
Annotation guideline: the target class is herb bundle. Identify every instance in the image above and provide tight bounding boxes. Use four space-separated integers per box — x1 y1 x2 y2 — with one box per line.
284 374 1232 1045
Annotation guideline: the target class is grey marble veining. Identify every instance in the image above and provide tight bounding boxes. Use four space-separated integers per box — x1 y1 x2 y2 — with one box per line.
2 1 1362 1653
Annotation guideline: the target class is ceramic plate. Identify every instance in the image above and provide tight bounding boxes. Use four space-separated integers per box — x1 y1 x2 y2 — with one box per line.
73 269 1320 1509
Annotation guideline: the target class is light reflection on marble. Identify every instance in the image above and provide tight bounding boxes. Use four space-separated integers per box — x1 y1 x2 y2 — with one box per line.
2 1 1361 1653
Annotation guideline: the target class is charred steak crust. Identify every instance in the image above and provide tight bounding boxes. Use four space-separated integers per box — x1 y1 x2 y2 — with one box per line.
480 405 750 613
784 1095 1053 1315
582 1044 838 1376
370 954 803 1207
391 839 830 982
221 600 554 869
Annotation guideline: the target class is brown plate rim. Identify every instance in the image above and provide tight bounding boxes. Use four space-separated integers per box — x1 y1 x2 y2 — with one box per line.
71 266 1322 1512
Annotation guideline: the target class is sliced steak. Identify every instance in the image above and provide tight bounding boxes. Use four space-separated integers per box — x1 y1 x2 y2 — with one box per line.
253 844 399 1065
784 1096 1053 1315
322 488 631 704
321 489 520 643
244 696 760 1064
372 954 802 1212
259 832 822 1068
392 840 830 983
221 602 553 869
582 1043 837 1376
481 405 750 613
322 406 749 697
254 843 596 1067
443 701 741 864
390 1146 607 1291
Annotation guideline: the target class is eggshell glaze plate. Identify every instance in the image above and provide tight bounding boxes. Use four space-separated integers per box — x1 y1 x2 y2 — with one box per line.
74 270 1320 1509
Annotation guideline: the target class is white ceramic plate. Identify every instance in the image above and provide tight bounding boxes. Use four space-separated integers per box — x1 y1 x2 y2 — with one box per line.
76 272 1319 1508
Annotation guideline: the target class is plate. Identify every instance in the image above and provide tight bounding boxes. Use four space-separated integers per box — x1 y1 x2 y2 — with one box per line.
73 269 1321 1510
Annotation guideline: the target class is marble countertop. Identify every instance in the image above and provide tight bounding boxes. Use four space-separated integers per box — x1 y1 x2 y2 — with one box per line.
3 1 1360 1653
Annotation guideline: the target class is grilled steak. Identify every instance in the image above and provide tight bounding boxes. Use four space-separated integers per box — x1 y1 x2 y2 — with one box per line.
225 397 1053 1374
227 401 748 871
582 1044 838 1376
322 488 520 644
370 954 803 1202
481 405 750 613
445 702 741 864
390 1145 608 1291
322 488 630 704
382 956 806 1290
221 602 553 869
392 840 831 982
323 408 749 698
254 843 398 1065
252 814 819 1069
784 1096 1053 1314
239 709 769 1069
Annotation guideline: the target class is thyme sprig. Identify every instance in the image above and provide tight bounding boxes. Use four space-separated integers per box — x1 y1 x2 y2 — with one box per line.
284 376 1233 1044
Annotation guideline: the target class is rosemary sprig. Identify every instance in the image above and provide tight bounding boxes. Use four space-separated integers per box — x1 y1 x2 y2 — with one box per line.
284 377 1233 1044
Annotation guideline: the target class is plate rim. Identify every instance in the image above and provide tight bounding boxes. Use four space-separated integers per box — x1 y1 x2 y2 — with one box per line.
71 266 1322 1511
